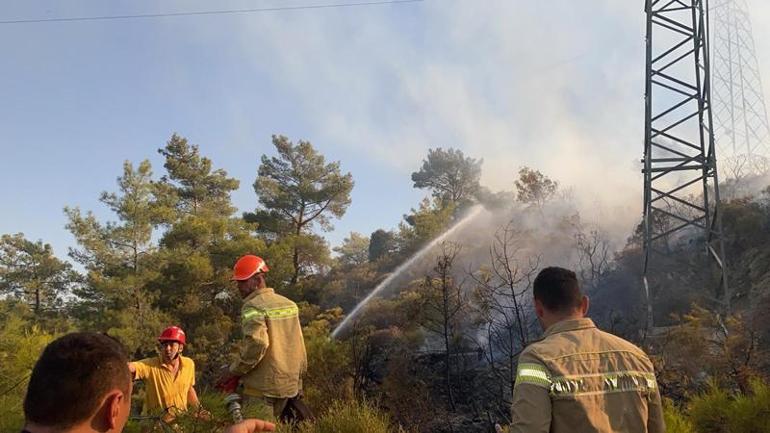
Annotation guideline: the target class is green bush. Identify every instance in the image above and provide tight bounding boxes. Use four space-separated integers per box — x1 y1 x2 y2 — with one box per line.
283 400 397 433
302 313 354 414
663 398 695 433
124 390 242 433
124 396 397 433
725 379 770 433
686 379 770 433
688 382 732 433
0 302 58 432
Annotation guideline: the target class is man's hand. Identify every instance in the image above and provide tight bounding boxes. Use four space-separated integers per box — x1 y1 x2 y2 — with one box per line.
193 407 212 421
216 374 241 394
224 419 276 433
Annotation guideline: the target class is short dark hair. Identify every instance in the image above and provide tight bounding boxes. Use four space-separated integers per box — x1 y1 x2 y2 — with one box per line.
533 267 583 313
24 332 130 429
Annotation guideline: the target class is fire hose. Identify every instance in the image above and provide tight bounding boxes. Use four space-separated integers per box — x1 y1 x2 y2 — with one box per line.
224 392 244 423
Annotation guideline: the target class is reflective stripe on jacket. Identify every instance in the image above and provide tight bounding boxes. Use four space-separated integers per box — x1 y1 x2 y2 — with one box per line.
230 287 307 398
511 318 665 433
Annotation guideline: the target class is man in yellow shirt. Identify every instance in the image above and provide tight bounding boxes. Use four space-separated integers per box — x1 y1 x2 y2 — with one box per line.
128 326 201 421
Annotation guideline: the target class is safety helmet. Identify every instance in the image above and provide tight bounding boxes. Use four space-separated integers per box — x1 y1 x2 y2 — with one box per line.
158 326 186 345
232 255 269 281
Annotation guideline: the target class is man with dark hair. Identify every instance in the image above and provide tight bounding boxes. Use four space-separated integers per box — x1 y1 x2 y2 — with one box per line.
510 267 665 433
21 332 275 433
22 332 132 433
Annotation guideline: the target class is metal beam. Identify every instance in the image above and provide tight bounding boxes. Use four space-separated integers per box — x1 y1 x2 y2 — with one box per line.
643 0 731 331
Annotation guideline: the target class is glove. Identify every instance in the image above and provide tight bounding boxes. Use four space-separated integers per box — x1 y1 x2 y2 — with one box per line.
216 374 241 394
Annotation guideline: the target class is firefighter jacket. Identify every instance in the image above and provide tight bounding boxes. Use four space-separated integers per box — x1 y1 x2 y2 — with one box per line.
230 287 307 399
510 318 665 433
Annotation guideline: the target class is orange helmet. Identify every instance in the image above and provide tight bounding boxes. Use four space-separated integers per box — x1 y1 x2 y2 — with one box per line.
158 326 186 345
232 255 269 281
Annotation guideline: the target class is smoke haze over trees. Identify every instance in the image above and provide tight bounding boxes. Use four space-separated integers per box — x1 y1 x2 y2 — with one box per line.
1 134 770 432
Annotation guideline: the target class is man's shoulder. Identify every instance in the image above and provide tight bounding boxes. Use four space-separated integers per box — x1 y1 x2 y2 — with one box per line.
131 357 161 377
518 338 548 362
134 357 161 367
595 328 650 358
263 291 298 308
180 355 195 368
242 292 298 318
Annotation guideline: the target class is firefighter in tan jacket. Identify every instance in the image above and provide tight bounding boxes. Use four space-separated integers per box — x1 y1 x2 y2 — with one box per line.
511 267 665 433
224 255 307 420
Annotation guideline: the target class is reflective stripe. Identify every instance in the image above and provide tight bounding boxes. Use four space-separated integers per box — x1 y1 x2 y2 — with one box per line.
550 371 658 397
242 308 264 322
242 305 299 323
515 363 552 389
264 305 299 320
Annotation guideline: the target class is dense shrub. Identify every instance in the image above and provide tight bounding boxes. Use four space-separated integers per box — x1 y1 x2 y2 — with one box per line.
0 303 59 432
286 400 398 433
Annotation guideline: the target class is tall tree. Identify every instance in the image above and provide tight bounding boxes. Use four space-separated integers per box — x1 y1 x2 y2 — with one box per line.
398 198 455 255
153 134 263 366
411 148 482 205
248 135 354 285
471 222 539 405
514 167 558 207
368 229 397 263
157 133 239 218
419 242 468 412
65 160 168 352
333 232 370 267
0 234 78 314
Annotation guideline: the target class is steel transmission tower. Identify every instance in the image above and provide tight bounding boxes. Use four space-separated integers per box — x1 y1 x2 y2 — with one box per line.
711 0 770 180
642 0 730 327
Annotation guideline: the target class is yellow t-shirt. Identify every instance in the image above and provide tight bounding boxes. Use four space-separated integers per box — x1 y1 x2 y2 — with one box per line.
131 355 196 415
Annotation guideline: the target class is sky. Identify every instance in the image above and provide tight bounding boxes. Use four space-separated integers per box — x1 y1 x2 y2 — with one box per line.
2 0 770 261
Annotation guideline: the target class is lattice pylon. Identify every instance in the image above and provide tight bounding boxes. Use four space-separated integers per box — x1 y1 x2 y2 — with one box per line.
711 0 770 180
642 0 730 329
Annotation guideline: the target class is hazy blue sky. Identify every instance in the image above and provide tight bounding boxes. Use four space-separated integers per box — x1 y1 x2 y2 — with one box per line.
2 0 770 261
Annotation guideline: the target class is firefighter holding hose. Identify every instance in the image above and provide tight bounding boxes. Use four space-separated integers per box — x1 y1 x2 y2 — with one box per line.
218 255 309 422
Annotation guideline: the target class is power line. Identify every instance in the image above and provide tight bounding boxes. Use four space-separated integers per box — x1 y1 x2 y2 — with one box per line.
0 0 424 25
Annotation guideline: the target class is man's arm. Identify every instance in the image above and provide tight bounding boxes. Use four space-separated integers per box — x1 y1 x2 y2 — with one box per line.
188 386 200 408
230 307 270 375
128 360 149 380
647 384 666 433
510 361 552 433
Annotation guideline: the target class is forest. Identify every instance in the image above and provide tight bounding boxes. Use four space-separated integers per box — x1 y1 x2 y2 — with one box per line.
2 133 769 432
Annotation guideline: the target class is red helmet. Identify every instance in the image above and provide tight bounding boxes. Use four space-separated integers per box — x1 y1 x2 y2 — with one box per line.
232 255 269 281
158 326 186 345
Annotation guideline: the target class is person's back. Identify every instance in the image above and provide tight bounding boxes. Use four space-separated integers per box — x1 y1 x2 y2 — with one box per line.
239 287 307 398
510 267 664 433
515 318 662 432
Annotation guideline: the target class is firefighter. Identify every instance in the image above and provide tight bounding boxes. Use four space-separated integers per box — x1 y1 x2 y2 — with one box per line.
510 267 665 433
128 326 205 421
218 255 308 421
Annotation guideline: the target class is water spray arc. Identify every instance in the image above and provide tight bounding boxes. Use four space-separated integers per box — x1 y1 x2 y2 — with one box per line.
331 205 485 339
642 0 730 328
